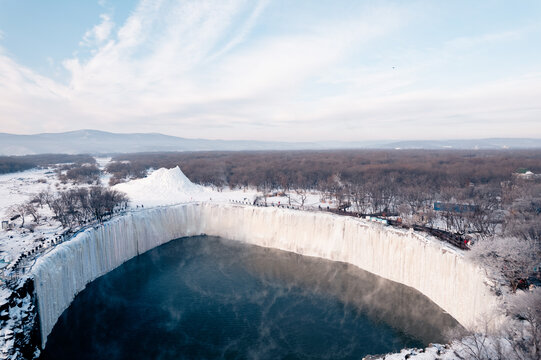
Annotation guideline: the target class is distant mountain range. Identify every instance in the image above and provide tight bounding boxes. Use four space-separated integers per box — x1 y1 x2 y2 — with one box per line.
1 130 540 155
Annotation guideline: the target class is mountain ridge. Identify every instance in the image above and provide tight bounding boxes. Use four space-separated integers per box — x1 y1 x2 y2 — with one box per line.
1 130 540 155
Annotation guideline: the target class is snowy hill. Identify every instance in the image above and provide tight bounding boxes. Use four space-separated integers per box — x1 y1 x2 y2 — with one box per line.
113 167 208 206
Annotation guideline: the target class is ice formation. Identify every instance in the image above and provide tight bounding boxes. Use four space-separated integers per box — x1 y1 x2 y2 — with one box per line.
32 203 498 347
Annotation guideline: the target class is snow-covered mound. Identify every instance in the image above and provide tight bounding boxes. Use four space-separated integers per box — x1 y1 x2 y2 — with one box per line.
113 166 207 206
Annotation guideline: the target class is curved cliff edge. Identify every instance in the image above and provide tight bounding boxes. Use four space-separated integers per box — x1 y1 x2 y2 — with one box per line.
32 203 499 347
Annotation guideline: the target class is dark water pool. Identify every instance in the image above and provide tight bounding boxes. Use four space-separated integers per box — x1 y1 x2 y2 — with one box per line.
40 236 459 360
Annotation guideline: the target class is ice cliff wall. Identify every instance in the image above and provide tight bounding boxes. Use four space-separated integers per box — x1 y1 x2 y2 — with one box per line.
32 203 497 347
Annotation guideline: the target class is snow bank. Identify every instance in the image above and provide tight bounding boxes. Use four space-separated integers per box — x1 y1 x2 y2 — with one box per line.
112 166 206 206
112 166 258 207
32 203 499 347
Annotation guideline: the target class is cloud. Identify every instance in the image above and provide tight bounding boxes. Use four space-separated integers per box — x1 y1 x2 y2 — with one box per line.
206 0 270 61
444 29 523 50
80 13 114 47
0 49 79 134
1 0 540 141
56 1 408 124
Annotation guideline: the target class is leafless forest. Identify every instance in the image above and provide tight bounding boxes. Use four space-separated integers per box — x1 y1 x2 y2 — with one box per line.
107 150 537 227
108 150 541 189
0 154 96 174
107 150 541 288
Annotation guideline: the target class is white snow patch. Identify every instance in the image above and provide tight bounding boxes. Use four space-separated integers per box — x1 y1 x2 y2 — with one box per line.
0 168 54 220
112 166 205 206
113 166 257 207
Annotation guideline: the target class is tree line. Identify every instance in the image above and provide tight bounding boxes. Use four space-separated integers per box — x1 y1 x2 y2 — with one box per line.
0 154 96 174
107 150 540 233
107 149 541 189
55 163 101 184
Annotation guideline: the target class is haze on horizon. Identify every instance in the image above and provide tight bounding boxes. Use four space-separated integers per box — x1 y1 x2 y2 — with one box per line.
1 0 540 142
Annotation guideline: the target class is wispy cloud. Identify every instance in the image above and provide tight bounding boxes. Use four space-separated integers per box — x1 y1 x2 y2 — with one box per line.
206 0 270 61
80 13 114 47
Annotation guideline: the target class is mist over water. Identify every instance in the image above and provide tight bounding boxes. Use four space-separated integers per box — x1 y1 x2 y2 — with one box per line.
40 236 459 360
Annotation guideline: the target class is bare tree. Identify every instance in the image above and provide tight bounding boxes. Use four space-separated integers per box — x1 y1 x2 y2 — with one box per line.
49 197 68 227
334 186 349 210
257 179 274 206
507 289 541 359
350 182 370 214
469 236 540 292
295 189 308 209
31 191 47 209
466 185 502 238
7 204 26 227
364 176 396 214
88 186 128 222
402 186 430 217
24 202 40 223
447 314 514 360
48 186 128 227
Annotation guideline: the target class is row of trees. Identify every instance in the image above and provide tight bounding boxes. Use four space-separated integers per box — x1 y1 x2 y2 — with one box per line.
106 150 540 238
0 154 96 174
107 149 541 189
56 163 101 185
106 161 147 186
10 186 128 229
47 187 128 227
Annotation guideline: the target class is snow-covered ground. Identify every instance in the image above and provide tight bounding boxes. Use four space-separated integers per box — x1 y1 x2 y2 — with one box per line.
368 344 462 360
259 192 328 208
0 168 55 220
0 168 63 270
95 156 112 186
0 158 121 275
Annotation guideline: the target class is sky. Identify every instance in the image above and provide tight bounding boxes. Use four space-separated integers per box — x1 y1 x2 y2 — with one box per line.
0 0 540 142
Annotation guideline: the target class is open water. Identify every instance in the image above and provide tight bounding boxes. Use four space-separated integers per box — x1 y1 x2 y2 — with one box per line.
40 235 458 360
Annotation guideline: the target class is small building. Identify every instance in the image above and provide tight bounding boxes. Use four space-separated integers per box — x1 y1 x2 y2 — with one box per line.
1 221 8 230
513 168 538 180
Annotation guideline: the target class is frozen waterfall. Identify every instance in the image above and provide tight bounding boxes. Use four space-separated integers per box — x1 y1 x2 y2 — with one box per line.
32 203 498 347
